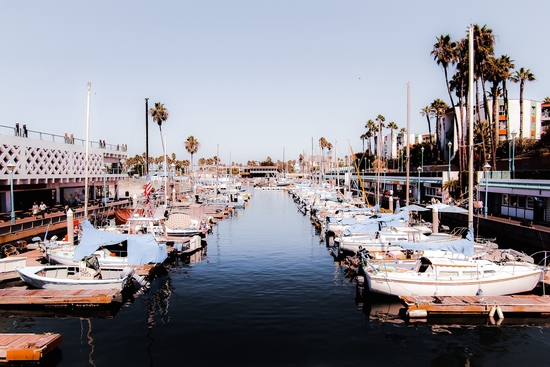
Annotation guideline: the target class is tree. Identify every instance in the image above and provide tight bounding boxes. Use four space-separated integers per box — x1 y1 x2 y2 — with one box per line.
420 106 433 144
387 121 399 165
430 99 449 161
511 67 536 138
185 136 200 191
149 102 169 155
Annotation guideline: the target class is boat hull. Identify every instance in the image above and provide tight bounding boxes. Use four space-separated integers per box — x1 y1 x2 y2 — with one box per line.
365 267 543 297
17 266 128 290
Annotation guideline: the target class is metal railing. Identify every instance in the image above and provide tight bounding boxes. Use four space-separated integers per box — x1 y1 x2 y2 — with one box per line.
0 124 127 152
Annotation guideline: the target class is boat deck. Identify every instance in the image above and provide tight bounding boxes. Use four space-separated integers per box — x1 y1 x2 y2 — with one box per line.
401 294 550 318
0 333 61 362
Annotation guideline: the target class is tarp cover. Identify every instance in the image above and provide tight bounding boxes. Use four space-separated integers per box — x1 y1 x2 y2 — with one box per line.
396 226 475 257
343 210 409 235
74 220 168 265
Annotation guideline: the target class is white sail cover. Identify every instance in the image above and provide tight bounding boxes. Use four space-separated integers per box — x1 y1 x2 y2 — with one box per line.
73 220 168 265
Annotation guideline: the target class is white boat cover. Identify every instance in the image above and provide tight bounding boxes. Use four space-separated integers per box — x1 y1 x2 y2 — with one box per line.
73 220 168 265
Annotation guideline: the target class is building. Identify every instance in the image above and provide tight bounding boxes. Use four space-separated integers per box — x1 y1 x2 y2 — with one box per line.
1 124 128 217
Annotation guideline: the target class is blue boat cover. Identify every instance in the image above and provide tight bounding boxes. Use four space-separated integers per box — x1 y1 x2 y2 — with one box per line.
396 226 475 257
73 220 168 265
343 210 409 235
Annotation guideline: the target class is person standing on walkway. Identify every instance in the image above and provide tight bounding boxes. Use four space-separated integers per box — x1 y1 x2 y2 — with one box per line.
39 201 47 218
32 202 39 218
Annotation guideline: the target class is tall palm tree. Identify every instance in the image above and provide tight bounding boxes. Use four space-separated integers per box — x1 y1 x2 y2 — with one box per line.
420 106 434 144
366 119 376 155
473 24 495 126
499 55 515 139
149 102 169 155
486 56 506 168
387 121 399 163
185 136 200 190
431 99 449 161
511 67 536 138
431 34 457 109
375 115 386 168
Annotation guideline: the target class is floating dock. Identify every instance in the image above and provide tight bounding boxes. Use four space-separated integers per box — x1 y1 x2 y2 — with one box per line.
0 288 121 306
0 333 61 362
401 295 550 318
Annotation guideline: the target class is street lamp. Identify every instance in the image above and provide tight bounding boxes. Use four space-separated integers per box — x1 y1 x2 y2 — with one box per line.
511 130 517 179
421 146 424 171
400 149 404 173
383 168 387 193
7 162 15 224
483 162 491 218
447 141 452 178
417 166 422 203
101 165 107 203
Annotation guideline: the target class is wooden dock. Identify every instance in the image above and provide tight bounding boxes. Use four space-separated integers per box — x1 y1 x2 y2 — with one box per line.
0 288 121 306
0 333 61 362
401 295 550 318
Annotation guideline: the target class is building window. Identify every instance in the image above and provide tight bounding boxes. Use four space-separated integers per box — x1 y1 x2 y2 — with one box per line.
499 104 505 116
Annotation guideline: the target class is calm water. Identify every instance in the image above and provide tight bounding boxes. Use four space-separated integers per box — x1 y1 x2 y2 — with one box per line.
3 188 550 366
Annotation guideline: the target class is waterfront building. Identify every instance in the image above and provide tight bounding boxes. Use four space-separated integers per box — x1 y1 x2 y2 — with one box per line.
1 124 128 217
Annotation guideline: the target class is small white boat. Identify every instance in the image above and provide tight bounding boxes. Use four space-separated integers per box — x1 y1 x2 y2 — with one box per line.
16 263 135 290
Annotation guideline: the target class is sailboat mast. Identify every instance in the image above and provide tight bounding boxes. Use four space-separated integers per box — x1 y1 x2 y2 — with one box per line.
406 82 410 206
84 82 91 218
468 25 474 228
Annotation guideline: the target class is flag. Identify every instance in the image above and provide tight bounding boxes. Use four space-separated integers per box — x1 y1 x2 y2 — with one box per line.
144 179 152 197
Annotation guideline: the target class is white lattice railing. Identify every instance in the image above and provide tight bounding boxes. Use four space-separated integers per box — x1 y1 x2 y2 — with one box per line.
1 134 128 184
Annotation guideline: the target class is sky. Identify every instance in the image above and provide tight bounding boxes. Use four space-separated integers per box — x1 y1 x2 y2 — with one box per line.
1 0 549 165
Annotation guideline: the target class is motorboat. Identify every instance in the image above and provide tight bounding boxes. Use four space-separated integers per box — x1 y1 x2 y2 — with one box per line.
16 256 142 290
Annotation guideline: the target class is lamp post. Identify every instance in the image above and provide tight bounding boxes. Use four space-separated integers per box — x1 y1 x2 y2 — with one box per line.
400 149 403 173
511 130 517 179
447 141 452 178
483 162 491 218
421 146 424 171
417 166 422 203
101 165 107 203
7 162 15 224
383 168 387 193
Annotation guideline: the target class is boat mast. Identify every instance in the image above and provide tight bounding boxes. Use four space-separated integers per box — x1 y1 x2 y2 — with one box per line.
406 82 410 206
84 82 91 218
468 25 474 228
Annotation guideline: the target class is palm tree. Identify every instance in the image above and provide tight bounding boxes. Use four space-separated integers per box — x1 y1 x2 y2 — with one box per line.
375 115 386 167
149 102 169 156
185 136 200 191
431 99 449 161
366 119 376 155
420 106 434 144
511 67 536 138
387 121 399 166
499 55 515 139
431 34 457 109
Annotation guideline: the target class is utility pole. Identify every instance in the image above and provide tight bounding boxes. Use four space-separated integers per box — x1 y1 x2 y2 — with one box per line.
406 82 410 206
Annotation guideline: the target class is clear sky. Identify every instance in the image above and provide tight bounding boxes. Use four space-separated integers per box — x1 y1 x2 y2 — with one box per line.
1 0 548 165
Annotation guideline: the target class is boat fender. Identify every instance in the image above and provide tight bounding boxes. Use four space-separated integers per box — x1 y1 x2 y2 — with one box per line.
408 309 428 318
496 306 504 319
489 305 496 318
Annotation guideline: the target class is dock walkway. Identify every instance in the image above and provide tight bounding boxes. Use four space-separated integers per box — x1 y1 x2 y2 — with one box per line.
401 295 550 318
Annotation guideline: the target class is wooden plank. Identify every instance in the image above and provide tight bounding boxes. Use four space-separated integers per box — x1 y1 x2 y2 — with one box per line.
0 333 61 361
